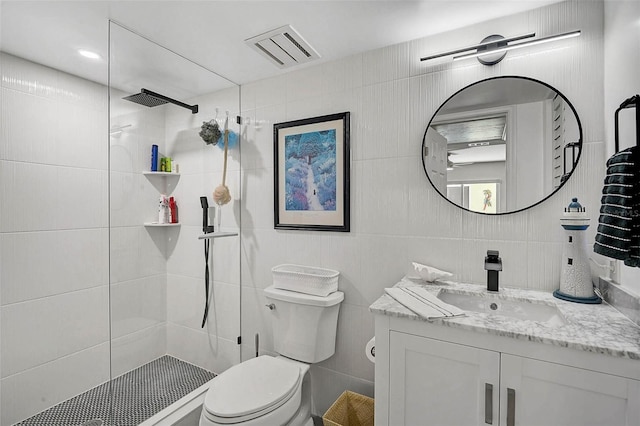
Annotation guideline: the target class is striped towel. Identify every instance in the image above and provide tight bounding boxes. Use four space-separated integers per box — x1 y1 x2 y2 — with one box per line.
594 146 640 267
385 286 465 319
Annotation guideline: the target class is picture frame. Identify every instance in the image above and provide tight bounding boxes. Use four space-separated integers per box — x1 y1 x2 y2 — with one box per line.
274 112 350 232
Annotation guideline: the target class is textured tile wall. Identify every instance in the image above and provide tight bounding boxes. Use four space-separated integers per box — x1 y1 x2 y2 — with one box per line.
238 0 605 416
0 52 110 425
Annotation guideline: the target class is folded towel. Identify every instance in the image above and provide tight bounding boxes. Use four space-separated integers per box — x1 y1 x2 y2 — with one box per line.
594 146 640 267
407 262 453 282
385 286 465 319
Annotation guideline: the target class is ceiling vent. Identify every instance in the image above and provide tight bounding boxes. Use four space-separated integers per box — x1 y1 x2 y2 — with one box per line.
245 25 320 69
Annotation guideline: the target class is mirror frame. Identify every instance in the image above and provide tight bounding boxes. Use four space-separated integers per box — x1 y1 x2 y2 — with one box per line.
421 75 583 215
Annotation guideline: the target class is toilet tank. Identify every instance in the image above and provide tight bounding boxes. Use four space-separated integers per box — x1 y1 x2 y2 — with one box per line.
264 285 344 363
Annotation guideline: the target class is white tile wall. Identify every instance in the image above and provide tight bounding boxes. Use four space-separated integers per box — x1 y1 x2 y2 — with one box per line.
110 276 167 339
1 52 110 423
0 228 108 304
1 286 109 377
1 88 59 164
167 275 239 342
166 323 238 374
109 226 167 284
238 0 606 414
110 324 166 378
1 343 110 426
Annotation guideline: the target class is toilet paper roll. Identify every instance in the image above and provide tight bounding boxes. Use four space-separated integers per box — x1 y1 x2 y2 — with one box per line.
365 337 375 363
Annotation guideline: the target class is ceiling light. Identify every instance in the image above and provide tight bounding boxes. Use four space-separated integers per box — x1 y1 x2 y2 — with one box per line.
78 49 101 60
420 30 580 65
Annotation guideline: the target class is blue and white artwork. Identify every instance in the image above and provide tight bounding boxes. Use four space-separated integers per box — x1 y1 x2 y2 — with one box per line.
284 130 337 211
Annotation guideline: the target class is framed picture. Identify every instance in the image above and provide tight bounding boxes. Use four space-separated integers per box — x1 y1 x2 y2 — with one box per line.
274 112 350 232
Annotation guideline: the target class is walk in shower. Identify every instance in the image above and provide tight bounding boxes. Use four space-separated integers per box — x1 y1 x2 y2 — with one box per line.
1 11 241 425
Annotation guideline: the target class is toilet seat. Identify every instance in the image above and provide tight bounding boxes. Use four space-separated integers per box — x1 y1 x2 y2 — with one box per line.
202 356 302 424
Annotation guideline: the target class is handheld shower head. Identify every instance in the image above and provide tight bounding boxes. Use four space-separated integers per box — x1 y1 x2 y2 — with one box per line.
200 196 213 234
200 196 209 211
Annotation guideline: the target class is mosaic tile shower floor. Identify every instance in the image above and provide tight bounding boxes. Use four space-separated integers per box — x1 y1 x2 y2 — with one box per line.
15 356 216 426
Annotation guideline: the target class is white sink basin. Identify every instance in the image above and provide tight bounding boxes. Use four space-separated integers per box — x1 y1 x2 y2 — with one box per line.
437 289 567 327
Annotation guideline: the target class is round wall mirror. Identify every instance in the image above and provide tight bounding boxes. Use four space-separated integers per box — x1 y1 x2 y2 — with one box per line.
422 76 582 214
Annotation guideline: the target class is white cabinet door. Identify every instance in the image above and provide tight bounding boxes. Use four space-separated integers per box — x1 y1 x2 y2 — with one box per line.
501 354 640 426
389 331 500 426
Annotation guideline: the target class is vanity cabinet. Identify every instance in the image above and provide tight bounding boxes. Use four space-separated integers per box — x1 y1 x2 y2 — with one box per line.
500 354 640 426
389 332 499 426
375 311 640 426
387 331 639 426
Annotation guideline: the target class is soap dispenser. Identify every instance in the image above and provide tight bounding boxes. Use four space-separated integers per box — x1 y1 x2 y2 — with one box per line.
553 198 602 304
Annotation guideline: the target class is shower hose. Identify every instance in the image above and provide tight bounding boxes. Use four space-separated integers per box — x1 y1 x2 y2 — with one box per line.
201 238 210 328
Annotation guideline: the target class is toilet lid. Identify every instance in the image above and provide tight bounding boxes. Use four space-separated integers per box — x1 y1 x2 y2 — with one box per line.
204 355 301 419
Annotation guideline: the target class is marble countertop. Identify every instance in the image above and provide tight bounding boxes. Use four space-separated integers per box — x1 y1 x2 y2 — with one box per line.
370 278 640 361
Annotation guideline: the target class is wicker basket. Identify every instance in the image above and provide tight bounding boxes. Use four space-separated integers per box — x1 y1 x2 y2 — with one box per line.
322 391 374 426
271 264 339 296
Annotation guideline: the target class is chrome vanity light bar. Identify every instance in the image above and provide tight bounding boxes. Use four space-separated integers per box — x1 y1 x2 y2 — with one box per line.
420 32 535 62
452 30 581 62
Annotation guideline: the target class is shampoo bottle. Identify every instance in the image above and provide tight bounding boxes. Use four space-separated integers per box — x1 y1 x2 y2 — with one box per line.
151 145 158 171
158 195 169 224
169 197 178 223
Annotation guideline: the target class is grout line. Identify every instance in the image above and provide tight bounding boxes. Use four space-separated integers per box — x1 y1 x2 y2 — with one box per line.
1 284 108 308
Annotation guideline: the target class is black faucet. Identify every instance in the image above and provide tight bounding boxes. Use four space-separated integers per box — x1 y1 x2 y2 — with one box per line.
484 250 502 292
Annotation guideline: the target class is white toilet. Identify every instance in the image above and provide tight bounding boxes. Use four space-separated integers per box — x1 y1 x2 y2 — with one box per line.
199 285 344 426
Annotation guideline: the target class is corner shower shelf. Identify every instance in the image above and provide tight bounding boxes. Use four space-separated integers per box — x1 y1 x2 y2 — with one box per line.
144 222 181 227
143 171 180 177
143 171 180 228
198 231 238 240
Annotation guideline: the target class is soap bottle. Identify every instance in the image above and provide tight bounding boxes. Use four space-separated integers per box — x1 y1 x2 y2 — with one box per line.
158 195 169 224
169 197 178 223
151 145 158 171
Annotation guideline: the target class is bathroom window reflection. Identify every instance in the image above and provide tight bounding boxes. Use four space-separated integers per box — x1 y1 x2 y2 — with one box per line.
423 76 582 214
447 182 499 213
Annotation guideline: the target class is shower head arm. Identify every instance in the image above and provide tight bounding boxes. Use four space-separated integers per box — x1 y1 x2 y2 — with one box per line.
141 88 199 114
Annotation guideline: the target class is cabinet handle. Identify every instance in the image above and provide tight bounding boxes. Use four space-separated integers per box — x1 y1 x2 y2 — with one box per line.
484 383 493 424
507 388 516 426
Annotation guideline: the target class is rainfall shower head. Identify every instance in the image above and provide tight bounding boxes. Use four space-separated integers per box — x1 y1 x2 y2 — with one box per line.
123 90 168 107
122 88 198 114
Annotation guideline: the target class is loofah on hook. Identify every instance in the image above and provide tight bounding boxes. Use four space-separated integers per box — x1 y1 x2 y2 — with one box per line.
216 130 239 150
213 184 231 206
199 120 222 145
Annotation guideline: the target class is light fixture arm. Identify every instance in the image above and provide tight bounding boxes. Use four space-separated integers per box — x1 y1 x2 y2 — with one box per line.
420 30 581 65
420 32 535 62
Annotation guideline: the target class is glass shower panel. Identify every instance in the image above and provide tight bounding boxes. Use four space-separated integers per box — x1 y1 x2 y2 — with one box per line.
109 21 241 422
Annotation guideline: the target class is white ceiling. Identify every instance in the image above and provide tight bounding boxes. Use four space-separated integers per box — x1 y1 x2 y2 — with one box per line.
0 0 562 94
